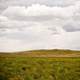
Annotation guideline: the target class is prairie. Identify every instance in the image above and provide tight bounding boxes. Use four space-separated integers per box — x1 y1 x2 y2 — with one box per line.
0 49 80 80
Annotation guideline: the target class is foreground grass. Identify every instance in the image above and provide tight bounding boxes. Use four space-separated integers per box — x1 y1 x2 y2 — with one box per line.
0 50 80 80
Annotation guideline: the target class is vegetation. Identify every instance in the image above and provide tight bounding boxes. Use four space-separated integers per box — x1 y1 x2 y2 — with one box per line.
0 49 80 80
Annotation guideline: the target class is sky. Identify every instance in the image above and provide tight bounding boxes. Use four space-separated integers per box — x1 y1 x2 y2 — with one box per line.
0 0 80 52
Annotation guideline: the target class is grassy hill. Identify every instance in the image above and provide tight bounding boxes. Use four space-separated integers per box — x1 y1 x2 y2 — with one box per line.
0 49 80 57
0 49 80 80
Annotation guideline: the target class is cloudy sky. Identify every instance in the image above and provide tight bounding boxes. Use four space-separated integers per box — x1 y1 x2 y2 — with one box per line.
0 0 80 52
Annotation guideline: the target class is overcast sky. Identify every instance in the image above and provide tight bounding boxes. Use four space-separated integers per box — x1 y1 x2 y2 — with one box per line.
0 0 80 52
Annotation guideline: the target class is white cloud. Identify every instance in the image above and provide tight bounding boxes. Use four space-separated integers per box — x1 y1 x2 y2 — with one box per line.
0 2 80 52
0 31 80 52
1 3 80 32
0 15 9 21
2 4 74 19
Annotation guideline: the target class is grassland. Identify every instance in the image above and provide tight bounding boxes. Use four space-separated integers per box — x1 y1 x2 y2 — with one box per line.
0 49 80 80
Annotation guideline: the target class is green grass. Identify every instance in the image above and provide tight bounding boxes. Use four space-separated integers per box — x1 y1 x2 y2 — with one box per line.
0 50 80 80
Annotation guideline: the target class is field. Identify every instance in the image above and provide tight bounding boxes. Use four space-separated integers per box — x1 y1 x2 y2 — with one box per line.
0 49 80 80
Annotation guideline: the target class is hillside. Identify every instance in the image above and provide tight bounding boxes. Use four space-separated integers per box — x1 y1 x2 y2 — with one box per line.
0 49 80 80
0 49 80 57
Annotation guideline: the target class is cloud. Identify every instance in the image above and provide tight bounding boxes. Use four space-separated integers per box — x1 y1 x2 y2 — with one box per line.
0 31 80 52
0 15 9 21
63 20 80 32
1 3 80 32
0 0 80 15
0 1 80 51
2 4 74 19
